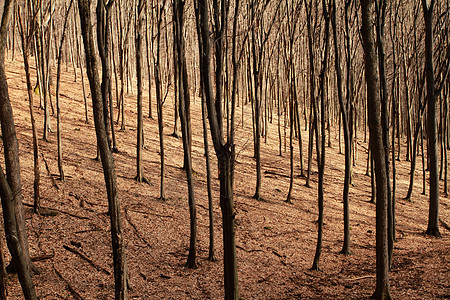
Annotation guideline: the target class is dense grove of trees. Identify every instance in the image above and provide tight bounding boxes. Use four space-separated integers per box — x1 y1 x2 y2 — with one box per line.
0 0 448 299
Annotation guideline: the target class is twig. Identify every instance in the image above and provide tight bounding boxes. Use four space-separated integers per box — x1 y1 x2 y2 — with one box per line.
126 206 173 219
439 218 450 231
41 152 59 189
125 208 152 248
346 275 375 281
22 202 90 220
83 199 108 207
75 228 102 234
54 265 83 300
31 253 55 262
63 245 110 275
236 245 263 253
257 272 276 283
264 170 290 178
304 271 321 279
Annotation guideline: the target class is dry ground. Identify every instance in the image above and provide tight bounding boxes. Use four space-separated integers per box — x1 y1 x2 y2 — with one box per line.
1 54 449 299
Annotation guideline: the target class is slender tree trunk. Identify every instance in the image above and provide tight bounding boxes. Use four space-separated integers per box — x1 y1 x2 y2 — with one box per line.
77 1 128 298
97 0 113 150
361 1 391 298
0 1 37 298
202 93 216 262
74 12 89 123
17 6 40 213
0 225 6 300
174 0 197 269
144 5 153 119
332 0 351 255
55 0 75 183
195 0 239 297
375 0 393 267
423 0 440 237
312 0 330 271
286 78 294 203
153 1 166 201
136 0 144 183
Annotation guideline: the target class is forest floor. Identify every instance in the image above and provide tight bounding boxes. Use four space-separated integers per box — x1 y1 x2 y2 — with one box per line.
1 55 449 299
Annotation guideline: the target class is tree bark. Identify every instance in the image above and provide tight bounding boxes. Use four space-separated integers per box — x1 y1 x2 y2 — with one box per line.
423 0 440 237
135 0 144 183
174 0 197 269
77 1 128 298
332 0 351 255
55 0 75 183
195 0 239 297
312 0 331 271
0 1 37 298
361 0 391 298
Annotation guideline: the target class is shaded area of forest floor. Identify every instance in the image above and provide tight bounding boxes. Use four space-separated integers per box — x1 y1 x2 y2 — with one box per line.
1 56 449 299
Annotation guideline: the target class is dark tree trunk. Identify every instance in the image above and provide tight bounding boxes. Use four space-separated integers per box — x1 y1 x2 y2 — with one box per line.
97 0 114 151
77 1 128 298
195 0 239 297
135 0 145 183
153 1 166 201
55 0 75 183
332 0 351 255
375 0 393 268
202 93 216 262
144 4 153 119
251 11 262 200
174 0 197 269
0 226 5 300
305 1 316 190
361 0 392 298
423 0 440 237
17 5 40 213
0 1 37 298
312 0 331 271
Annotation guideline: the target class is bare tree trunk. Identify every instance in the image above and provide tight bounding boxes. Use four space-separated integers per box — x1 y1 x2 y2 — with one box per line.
375 0 393 268
423 0 440 237
97 0 113 151
55 0 75 182
135 0 145 183
332 0 351 255
77 1 128 298
312 0 330 271
17 4 40 213
144 4 153 119
173 0 197 268
153 0 166 201
73 9 89 123
0 1 37 298
0 225 6 300
361 0 391 298
195 0 239 297
201 92 216 262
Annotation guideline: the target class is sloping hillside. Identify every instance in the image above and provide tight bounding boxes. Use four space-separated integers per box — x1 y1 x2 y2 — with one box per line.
1 56 449 299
